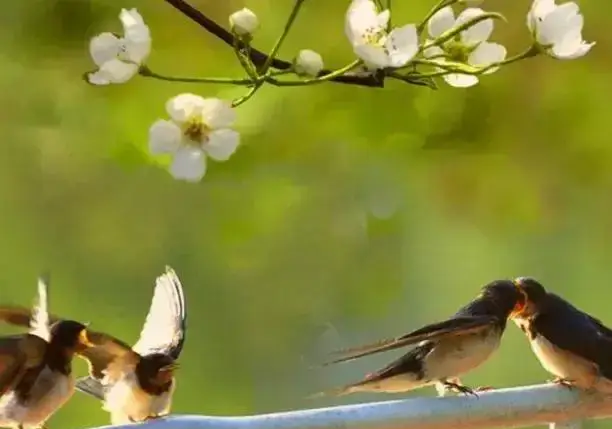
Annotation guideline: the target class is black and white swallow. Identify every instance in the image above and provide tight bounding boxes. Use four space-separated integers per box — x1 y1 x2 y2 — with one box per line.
511 277 612 393
0 275 95 429
315 279 526 397
74 266 187 424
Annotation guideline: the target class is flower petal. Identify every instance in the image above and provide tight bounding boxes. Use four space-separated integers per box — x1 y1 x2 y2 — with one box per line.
89 32 121 67
427 6 456 38
537 2 579 45
120 8 151 64
551 36 594 59
204 129 240 161
443 73 479 88
468 42 506 73
166 93 207 123
386 24 418 67
423 43 445 59
95 58 139 84
354 44 390 69
200 99 236 129
170 147 207 182
456 8 493 45
149 120 182 154
345 0 385 45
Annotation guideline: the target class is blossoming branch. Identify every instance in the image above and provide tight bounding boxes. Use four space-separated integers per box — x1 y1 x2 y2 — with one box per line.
85 0 594 182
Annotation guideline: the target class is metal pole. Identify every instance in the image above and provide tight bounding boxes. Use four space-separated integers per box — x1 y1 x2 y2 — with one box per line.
87 383 611 429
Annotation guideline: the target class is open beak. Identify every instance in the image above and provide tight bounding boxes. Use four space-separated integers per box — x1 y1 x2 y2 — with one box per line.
510 279 528 318
78 329 95 348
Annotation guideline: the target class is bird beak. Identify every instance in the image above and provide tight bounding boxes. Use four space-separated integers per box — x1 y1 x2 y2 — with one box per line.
78 329 95 348
510 279 528 318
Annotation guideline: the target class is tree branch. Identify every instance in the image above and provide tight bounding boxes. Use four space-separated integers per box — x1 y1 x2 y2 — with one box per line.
162 0 386 88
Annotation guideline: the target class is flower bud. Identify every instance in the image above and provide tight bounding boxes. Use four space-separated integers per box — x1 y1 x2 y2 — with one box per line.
294 49 324 77
229 8 259 37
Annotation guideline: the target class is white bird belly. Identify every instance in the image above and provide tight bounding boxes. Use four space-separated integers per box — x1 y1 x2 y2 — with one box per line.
423 328 501 381
0 367 74 428
104 372 174 425
530 335 597 387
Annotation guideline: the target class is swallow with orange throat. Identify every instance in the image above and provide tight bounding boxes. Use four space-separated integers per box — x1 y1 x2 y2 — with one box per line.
75 266 187 424
511 277 612 393
314 279 526 397
0 275 96 429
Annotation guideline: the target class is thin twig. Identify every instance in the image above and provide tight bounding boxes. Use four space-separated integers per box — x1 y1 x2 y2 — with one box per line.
162 0 386 88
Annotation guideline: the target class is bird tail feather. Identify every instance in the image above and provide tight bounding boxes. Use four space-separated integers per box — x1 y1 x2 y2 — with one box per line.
75 376 105 401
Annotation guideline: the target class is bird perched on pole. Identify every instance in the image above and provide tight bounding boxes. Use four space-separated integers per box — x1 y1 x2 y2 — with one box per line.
315 279 526 397
0 275 95 429
511 276 612 393
75 266 187 424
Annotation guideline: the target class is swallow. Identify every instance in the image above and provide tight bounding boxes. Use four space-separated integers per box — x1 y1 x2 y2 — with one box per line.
74 266 187 424
315 279 526 397
0 275 95 429
511 276 612 393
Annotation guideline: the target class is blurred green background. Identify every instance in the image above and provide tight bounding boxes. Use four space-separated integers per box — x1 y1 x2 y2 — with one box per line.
0 0 610 428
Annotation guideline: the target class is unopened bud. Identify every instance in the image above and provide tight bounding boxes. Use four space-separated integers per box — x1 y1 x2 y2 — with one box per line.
229 8 259 37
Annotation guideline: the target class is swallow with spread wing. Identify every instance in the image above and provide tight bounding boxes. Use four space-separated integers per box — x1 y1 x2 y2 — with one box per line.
316 279 526 397
0 275 95 429
511 277 612 393
74 266 187 424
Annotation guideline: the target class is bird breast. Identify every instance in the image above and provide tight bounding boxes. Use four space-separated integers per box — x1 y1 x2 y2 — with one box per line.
530 335 598 387
104 371 175 425
0 367 74 428
422 327 501 380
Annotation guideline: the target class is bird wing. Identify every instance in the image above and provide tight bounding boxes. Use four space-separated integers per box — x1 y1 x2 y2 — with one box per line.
29 275 51 342
132 266 187 359
533 294 612 371
77 330 140 381
0 335 44 397
0 275 61 339
323 315 496 366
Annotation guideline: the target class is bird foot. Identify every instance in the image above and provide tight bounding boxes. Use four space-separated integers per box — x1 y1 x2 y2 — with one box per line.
474 385 494 392
443 381 478 397
550 377 575 389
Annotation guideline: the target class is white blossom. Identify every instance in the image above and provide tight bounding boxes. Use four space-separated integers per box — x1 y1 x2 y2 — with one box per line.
149 94 240 182
527 0 594 59
294 49 324 77
87 8 151 85
345 0 418 70
424 6 506 88
229 8 259 37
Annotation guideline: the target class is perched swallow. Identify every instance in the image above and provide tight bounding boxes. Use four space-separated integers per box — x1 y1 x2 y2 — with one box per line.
512 277 612 393
0 275 95 429
74 266 187 424
316 279 526 397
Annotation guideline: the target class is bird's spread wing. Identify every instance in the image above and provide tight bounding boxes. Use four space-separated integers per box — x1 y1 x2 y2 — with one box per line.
322 316 496 366
29 275 51 342
132 266 187 359
77 330 140 381
75 376 105 400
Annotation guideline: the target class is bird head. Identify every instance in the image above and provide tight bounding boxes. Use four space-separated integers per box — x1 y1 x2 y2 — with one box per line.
511 276 547 319
138 353 179 386
479 279 527 319
49 320 93 353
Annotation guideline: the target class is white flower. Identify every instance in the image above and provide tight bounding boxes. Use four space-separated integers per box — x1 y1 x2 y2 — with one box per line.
527 0 594 59
229 8 259 37
294 49 324 77
424 7 506 88
345 0 418 69
149 94 240 182
87 8 151 85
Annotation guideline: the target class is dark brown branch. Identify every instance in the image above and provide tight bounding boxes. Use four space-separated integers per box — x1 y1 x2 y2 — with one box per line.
162 0 386 88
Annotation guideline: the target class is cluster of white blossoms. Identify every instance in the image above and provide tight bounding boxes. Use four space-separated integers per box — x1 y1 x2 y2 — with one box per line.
85 0 593 182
